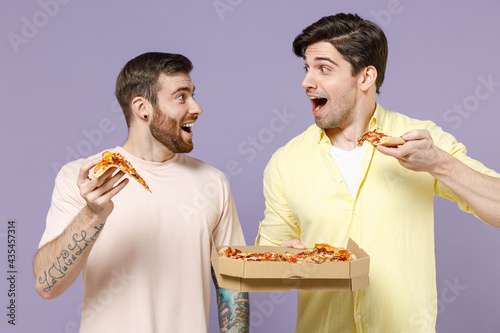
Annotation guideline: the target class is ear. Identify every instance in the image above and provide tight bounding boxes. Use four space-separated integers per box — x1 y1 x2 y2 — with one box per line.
131 96 152 121
358 66 377 93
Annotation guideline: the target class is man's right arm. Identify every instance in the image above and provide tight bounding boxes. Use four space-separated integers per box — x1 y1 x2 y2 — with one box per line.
258 155 301 247
33 157 129 299
34 206 106 299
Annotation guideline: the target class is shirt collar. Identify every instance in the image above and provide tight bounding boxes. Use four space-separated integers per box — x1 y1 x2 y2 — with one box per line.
314 125 329 144
369 102 386 132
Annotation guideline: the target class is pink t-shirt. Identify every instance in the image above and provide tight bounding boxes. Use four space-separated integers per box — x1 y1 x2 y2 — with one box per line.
39 146 246 332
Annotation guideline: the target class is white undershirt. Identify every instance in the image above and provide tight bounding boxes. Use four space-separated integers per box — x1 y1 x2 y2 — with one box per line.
329 142 367 199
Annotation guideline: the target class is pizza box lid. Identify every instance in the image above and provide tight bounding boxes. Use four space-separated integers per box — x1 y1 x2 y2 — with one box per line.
211 238 370 292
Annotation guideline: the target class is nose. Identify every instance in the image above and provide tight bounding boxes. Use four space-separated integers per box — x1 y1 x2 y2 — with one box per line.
190 99 203 116
301 71 317 90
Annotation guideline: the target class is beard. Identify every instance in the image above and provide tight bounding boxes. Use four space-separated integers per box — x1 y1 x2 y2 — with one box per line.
315 105 352 130
149 107 194 153
314 82 357 130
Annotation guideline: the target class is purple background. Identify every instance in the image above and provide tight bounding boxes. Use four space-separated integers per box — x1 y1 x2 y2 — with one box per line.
1 0 500 332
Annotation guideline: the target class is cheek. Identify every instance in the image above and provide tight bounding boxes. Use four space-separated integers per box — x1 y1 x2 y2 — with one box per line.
333 78 356 98
168 107 187 121
323 81 342 99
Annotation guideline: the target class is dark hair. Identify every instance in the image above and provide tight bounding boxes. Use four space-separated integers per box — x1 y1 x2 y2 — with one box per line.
115 52 193 127
293 13 388 94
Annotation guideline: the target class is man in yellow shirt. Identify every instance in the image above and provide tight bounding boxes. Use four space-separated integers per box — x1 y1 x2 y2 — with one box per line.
258 13 500 332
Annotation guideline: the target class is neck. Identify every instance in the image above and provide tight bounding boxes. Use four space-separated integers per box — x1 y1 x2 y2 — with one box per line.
326 99 377 151
122 127 175 163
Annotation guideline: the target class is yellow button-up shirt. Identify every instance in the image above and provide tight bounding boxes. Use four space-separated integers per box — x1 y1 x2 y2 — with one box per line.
258 103 499 332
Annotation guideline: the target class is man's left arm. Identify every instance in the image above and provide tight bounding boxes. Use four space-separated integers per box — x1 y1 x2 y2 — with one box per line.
377 129 500 227
211 266 249 333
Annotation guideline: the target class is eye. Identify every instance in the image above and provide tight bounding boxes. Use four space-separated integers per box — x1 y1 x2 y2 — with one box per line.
303 66 309 73
320 66 330 73
177 94 185 101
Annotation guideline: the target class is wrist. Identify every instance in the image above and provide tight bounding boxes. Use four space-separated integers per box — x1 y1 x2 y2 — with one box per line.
81 205 108 227
429 148 457 178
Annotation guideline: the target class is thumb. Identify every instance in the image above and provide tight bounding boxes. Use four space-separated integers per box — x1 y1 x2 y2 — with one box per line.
281 239 306 249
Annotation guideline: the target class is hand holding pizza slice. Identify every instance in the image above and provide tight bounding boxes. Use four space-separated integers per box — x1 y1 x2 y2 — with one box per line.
357 130 406 147
92 151 152 193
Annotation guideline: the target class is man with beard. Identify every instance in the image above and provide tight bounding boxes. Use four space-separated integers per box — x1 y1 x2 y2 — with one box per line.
257 13 500 332
34 52 249 333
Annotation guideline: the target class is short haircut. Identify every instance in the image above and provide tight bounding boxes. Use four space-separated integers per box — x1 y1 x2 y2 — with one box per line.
293 13 388 94
115 52 193 127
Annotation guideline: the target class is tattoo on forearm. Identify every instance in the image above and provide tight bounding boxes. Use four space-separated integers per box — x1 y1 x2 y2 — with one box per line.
38 224 103 292
212 267 249 332
217 291 249 333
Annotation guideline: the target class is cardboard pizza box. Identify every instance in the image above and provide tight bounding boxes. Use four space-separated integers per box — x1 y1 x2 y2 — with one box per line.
211 238 370 292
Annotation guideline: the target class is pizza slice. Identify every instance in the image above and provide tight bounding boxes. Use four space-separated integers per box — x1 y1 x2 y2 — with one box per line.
357 130 405 147
92 151 152 193
218 244 356 262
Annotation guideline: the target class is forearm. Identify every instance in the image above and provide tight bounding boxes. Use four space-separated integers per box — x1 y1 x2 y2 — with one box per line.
212 267 249 332
217 289 249 333
33 205 106 299
431 150 500 227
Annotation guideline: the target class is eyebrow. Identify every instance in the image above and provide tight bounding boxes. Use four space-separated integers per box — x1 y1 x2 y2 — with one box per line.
315 57 339 67
171 86 195 96
305 56 339 67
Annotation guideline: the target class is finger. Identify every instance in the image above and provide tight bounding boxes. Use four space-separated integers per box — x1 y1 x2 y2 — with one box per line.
80 168 124 198
376 144 403 157
86 170 127 201
99 177 130 201
78 156 103 186
401 129 431 141
94 168 123 187
281 239 306 249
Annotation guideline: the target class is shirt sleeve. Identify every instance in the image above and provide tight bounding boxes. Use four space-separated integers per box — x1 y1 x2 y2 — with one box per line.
431 123 500 216
38 162 86 248
212 172 246 247
258 152 301 246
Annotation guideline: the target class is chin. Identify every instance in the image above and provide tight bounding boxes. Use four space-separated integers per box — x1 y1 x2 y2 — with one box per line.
315 118 330 130
177 141 194 153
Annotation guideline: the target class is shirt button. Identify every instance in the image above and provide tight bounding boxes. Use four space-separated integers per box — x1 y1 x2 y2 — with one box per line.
353 210 358 216
322 152 326 156
356 314 362 319
337 178 343 183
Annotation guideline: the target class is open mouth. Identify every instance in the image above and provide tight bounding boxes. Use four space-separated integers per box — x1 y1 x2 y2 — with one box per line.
181 122 194 133
309 96 328 112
